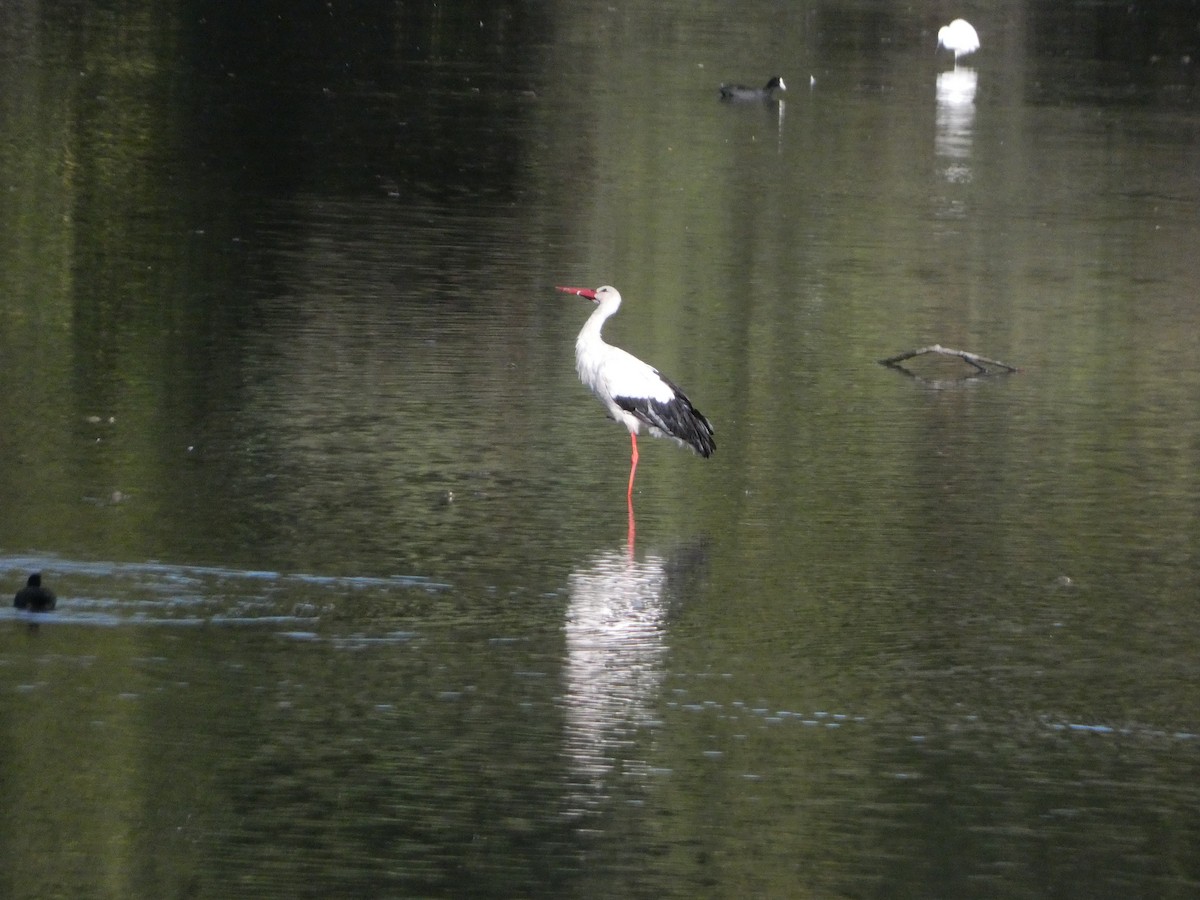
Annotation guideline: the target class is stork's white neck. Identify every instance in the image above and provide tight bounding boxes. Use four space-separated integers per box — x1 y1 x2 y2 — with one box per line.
580 297 618 337
575 287 623 355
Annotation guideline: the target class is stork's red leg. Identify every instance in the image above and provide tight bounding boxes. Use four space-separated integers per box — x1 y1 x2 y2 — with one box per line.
627 433 639 499
627 495 636 555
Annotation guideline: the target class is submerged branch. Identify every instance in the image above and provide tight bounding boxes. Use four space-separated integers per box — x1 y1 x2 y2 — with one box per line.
879 344 1020 377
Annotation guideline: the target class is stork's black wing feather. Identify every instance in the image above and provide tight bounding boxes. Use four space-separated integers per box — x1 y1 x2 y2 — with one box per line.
614 373 715 458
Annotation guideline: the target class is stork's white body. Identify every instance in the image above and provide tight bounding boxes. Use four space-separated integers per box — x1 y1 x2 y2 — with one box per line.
558 285 714 498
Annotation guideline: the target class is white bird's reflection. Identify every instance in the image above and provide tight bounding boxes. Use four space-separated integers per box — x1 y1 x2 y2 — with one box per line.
561 544 706 815
935 67 977 184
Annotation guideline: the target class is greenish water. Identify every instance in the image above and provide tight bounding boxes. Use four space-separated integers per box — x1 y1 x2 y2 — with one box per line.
3 1 1200 897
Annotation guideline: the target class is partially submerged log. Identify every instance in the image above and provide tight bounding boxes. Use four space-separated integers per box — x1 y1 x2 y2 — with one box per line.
879 344 1019 379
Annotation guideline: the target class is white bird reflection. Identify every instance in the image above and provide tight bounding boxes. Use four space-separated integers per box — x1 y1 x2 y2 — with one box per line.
561 544 706 815
935 67 977 185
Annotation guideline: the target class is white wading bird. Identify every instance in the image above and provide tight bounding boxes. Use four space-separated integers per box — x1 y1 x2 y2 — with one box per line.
938 18 980 64
557 285 715 501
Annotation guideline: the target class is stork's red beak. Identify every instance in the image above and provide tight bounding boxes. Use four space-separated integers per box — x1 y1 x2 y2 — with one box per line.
556 285 597 301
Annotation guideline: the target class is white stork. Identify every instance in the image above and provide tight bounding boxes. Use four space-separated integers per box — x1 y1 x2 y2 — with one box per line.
557 285 715 500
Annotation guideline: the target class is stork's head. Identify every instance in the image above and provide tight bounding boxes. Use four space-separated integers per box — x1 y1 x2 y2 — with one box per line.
556 285 621 307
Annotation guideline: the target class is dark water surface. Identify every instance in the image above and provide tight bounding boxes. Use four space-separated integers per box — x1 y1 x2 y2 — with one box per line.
3 1 1200 897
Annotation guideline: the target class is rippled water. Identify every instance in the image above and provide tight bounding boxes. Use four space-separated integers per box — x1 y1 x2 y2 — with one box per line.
3 1 1200 897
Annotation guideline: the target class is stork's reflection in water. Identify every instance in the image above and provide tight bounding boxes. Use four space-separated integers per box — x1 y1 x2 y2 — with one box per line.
561 542 708 819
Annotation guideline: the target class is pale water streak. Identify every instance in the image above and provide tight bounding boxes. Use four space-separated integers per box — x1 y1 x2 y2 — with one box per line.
562 547 672 807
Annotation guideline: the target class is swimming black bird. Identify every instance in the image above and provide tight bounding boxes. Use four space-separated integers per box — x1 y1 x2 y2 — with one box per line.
14 573 56 612
719 76 787 101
